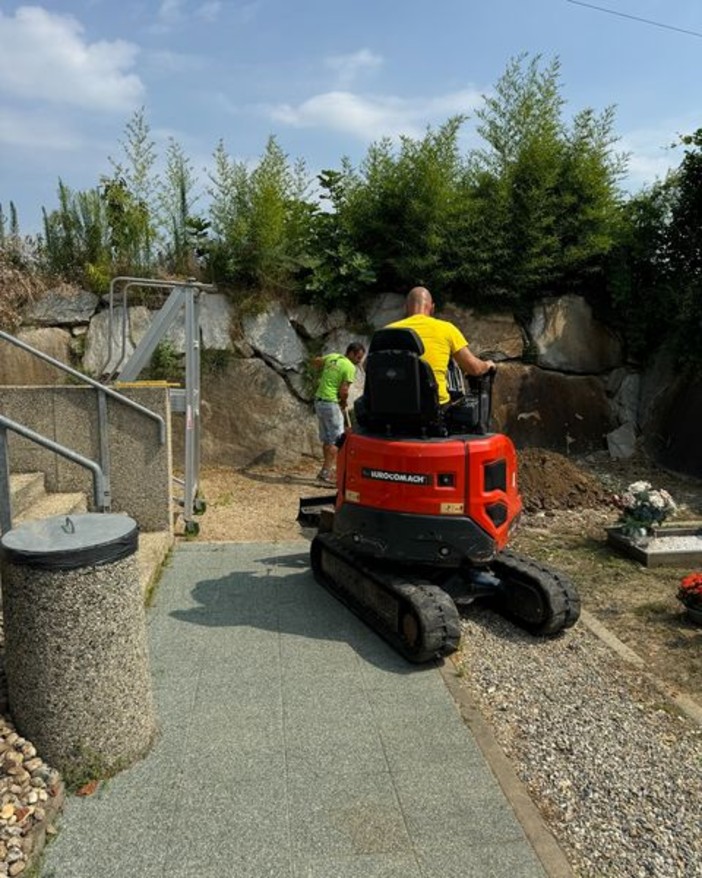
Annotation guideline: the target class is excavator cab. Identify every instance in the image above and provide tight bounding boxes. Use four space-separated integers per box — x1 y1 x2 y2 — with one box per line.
299 327 580 663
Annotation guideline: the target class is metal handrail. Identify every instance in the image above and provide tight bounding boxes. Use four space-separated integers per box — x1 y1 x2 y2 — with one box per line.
0 416 107 535
0 329 166 444
103 276 214 382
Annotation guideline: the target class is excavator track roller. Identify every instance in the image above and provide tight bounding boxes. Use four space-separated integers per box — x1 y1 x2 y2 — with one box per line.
488 549 581 635
311 532 461 663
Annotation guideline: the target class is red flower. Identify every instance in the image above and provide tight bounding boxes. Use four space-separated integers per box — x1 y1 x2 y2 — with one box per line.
677 572 702 606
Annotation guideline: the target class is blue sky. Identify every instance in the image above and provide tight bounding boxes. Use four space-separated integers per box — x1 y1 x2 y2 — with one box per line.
1 0 701 235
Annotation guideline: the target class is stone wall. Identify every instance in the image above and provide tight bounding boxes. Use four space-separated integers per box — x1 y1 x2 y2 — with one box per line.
0 284 694 475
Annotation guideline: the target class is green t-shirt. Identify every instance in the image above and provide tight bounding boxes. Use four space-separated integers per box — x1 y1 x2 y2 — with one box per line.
316 353 356 401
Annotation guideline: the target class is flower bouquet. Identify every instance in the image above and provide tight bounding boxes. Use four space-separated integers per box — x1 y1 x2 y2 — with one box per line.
613 481 676 540
677 572 702 617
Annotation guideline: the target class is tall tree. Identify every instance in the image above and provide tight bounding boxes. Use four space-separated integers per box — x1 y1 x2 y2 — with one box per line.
665 129 702 370
42 181 110 283
205 136 312 293
604 184 675 362
342 117 469 295
108 107 158 266
469 54 626 306
158 137 204 276
300 164 376 313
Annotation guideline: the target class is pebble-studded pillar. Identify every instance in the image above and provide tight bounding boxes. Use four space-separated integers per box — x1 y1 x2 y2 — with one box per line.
0 513 157 782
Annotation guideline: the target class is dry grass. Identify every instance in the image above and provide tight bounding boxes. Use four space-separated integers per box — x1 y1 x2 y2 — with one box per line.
0 252 46 331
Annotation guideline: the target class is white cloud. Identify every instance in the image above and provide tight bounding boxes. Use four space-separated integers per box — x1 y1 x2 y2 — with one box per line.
270 88 483 142
618 120 695 190
146 49 208 74
325 49 382 87
157 0 185 26
0 107 82 150
152 0 224 31
0 6 143 111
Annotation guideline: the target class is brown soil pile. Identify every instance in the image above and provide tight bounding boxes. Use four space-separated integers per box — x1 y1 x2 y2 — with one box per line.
517 448 612 512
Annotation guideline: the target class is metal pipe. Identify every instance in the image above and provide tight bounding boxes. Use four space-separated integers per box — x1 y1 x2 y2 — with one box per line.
0 415 108 520
0 428 12 534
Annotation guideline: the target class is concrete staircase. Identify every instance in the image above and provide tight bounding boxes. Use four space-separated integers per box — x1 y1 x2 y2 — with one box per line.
6 473 172 597
10 472 87 526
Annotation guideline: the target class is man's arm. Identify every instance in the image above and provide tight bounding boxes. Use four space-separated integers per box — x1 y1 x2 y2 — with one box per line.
338 380 351 408
311 356 325 369
453 346 495 376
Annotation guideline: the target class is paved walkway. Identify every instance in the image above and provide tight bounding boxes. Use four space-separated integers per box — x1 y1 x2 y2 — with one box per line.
41 541 551 878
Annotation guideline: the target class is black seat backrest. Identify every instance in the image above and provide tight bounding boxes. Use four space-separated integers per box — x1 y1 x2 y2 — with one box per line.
356 327 442 435
368 327 425 355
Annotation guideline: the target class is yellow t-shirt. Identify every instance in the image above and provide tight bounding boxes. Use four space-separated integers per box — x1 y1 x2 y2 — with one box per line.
386 313 468 404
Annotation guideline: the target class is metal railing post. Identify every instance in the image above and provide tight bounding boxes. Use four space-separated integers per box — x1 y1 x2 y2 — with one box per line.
0 428 11 534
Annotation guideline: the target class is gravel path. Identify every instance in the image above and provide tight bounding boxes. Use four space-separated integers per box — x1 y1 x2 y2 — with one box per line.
455 609 702 878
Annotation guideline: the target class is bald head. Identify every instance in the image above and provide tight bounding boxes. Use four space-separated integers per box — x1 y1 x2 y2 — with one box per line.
405 286 434 316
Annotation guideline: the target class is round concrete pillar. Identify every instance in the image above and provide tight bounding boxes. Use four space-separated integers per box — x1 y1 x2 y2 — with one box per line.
0 513 157 784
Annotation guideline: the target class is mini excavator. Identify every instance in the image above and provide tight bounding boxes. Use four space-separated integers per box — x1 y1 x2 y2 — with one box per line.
297 328 580 663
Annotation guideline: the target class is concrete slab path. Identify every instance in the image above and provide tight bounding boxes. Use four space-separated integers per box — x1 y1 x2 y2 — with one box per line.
40 541 551 878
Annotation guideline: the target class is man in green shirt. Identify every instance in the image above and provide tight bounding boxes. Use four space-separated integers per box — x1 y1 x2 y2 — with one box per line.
312 342 366 484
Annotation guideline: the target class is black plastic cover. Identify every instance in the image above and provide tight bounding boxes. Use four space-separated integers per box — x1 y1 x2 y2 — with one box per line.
0 513 139 570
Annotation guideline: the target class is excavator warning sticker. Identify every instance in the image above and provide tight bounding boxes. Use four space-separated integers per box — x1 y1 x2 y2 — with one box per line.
361 468 431 486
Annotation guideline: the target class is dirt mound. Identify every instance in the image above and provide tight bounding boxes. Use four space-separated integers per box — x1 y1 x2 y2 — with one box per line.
517 448 612 512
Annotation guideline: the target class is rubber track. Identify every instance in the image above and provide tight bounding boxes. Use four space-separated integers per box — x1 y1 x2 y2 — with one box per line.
311 533 461 663
488 548 581 635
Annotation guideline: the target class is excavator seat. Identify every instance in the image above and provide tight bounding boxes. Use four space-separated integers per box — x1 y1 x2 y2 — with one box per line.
354 328 446 436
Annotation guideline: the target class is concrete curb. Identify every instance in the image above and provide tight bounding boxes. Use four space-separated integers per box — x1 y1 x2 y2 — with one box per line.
579 609 702 727
24 780 64 878
439 659 576 878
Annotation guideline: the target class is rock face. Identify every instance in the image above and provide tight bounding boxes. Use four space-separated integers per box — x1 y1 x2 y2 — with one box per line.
493 364 615 455
23 287 98 326
0 328 72 385
182 358 320 468
643 375 702 478
164 292 234 353
83 306 153 376
241 301 308 370
439 305 524 360
0 285 694 474
528 294 623 373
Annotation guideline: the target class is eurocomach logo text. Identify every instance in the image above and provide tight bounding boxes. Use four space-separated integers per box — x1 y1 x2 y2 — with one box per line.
361 468 430 485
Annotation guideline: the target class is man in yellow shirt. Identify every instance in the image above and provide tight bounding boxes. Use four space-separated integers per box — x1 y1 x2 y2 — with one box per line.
387 286 495 405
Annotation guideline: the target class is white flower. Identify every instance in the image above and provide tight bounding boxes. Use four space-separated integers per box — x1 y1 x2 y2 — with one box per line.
628 480 652 494
649 493 666 509
659 489 676 509
617 480 676 533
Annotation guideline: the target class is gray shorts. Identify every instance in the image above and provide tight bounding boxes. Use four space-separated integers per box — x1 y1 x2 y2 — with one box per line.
315 399 343 445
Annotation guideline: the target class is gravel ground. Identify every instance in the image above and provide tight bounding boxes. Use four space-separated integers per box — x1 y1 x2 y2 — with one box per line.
455 607 702 878
0 665 62 877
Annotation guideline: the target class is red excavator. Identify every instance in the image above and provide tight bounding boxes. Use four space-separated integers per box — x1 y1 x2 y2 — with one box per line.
298 327 580 663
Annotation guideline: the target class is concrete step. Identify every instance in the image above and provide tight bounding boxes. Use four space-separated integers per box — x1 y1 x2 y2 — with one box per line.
8 471 89 530
14 490 88 527
8 472 47 518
